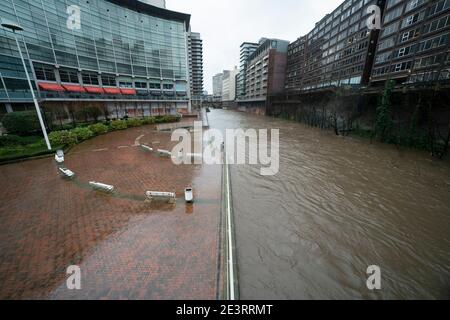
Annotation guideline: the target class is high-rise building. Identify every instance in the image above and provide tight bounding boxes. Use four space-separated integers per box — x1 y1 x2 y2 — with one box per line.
285 0 450 93
139 0 166 8
371 0 450 85
212 73 224 101
222 66 239 102
236 42 259 99
0 0 192 117
241 39 290 103
285 0 384 92
188 31 204 107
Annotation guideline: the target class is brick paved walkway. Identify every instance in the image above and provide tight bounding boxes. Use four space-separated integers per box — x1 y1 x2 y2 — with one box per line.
0 126 222 300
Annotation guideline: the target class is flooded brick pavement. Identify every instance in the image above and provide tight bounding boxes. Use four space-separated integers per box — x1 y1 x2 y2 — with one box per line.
0 125 223 300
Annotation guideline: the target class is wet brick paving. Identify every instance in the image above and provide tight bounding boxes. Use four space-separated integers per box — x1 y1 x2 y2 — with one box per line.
0 125 222 300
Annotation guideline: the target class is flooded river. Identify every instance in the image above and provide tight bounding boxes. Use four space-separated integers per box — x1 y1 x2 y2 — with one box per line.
209 109 450 300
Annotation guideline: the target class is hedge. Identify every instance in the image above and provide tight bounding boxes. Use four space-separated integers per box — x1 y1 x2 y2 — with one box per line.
48 130 78 146
126 118 143 127
1 111 41 136
88 123 109 135
71 127 94 142
110 120 128 131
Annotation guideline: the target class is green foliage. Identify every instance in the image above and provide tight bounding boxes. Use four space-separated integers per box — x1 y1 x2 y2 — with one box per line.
142 117 156 125
1 111 41 136
126 118 143 127
110 120 128 131
154 115 181 123
0 135 42 147
71 127 94 141
375 80 395 143
88 123 109 135
48 130 78 146
1 114 186 162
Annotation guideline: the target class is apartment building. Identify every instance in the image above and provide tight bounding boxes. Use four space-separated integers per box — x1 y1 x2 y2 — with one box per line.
285 0 385 92
285 0 450 93
242 39 289 102
188 31 204 106
212 73 224 101
371 0 450 85
236 42 259 99
222 67 239 102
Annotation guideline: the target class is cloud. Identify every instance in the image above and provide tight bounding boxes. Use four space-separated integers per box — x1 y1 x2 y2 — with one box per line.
167 0 344 93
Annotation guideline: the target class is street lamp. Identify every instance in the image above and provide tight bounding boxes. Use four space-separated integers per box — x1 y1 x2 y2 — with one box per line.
1 21 52 150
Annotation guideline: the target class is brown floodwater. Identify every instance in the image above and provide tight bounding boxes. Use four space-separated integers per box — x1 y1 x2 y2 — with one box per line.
208 109 450 300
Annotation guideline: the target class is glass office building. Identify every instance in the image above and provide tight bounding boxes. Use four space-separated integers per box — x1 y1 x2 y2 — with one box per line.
0 0 191 118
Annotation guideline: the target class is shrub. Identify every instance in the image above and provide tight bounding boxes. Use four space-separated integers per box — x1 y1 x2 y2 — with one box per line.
126 118 143 127
154 115 181 124
71 127 94 142
89 123 109 135
1 111 41 136
48 130 78 146
0 135 42 147
142 117 156 125
110 120 128 131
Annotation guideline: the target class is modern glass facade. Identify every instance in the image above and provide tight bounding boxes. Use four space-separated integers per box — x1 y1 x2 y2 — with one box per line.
0 0 191 115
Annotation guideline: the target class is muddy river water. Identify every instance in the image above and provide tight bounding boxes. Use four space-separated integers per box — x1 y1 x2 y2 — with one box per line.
208 109 450 299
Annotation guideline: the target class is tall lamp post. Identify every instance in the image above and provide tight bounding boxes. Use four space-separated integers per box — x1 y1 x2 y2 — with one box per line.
1 21 52 150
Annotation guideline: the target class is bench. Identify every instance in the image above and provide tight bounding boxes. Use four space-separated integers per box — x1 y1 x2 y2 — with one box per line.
140 144 153 152
157 149 172 157
145 191 176 204
89 181 115 193
59 167 75 179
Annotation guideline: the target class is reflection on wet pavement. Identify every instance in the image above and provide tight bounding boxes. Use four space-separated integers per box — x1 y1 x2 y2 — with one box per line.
0 125 222 300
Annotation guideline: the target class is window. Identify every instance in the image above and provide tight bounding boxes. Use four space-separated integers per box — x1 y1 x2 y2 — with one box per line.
134 81 147 89
163 83 174 90
82 72 99 85
405 0 425 13
382 21 400 37
101 74 116 87
119 81 133 88
59 68 79 84
149 82 161 90
33 63 56 81
384 7 403 24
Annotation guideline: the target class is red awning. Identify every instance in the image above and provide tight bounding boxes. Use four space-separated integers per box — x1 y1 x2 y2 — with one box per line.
38 82 65 92
85 86 105 94
103 87 121 94
120 88 137 95
62 84 86 93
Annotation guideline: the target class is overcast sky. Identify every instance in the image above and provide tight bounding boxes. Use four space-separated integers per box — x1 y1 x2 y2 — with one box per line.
167 0 344 93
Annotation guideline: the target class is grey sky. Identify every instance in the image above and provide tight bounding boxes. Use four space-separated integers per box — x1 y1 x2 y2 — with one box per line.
167 0 344 93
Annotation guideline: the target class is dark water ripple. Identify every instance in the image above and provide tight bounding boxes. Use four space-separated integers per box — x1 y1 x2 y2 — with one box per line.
209 109 450 300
